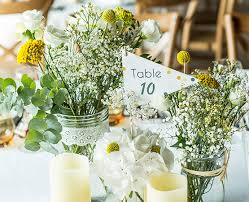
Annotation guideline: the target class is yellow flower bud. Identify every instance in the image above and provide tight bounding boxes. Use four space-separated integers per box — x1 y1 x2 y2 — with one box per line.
102 9 116 24
114 6 134 26
151 145 161 154
106 142 120 154
196 74 220 89
177 51 190 65
17 39 45 65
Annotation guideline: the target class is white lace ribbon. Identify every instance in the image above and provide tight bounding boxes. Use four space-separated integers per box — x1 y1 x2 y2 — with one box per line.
61 121 109 146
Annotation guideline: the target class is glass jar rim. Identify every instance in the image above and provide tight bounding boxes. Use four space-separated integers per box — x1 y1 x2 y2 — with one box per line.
56 107 109 119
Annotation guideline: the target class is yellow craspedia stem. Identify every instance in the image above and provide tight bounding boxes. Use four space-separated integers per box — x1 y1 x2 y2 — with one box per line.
102 9 116 24
106 142 120 154
151 145 161 154
17 39 45 65
196 73 220 89
177 51 190 65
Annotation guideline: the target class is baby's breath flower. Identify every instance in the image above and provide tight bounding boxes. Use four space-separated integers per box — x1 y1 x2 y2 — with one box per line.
17 39 44 65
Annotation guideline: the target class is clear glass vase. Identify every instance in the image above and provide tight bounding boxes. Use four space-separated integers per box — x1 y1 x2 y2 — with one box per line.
0 116 15 146
182 151 225 202
57 107 109 161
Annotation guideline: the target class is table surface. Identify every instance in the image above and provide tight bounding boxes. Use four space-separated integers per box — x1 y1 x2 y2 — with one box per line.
0 119 249 202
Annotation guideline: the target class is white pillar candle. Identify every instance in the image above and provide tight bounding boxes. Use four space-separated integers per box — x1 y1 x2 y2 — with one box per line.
50 153 91 202
146 172 187 202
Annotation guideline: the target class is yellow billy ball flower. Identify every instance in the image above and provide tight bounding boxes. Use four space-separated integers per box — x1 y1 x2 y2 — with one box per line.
177 51 190 65
196 74 220 89
17 39 45 65
106 142 120 154
151 145 161 154
102 9 116 24
114 6 134 26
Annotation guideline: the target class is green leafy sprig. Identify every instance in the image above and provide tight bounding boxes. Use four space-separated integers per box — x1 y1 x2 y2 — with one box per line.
0 74 68 154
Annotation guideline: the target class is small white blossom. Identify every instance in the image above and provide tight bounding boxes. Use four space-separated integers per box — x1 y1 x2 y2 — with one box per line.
44 25 68 48
141 19 161 43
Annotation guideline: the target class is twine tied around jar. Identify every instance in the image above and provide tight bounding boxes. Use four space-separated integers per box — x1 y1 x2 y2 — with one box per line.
181 149 230 182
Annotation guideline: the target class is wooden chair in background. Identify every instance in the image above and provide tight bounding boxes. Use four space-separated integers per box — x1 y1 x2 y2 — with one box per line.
135 0 198 68
0 0 54 61
181 0 236 61
136 0 194 14
225 12 249 61
135 12 180 67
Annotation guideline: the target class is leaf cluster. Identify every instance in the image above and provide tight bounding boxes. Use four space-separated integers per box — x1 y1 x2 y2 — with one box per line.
0 74 68 154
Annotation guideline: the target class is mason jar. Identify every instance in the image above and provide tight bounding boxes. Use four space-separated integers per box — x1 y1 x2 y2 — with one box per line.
182 150 226 202
57 107 110 161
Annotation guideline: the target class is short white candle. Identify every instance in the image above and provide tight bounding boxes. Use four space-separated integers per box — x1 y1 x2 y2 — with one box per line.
50 153 91 202
146 172 187 202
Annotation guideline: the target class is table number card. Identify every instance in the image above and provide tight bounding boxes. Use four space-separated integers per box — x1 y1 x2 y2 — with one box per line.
123 52 197 101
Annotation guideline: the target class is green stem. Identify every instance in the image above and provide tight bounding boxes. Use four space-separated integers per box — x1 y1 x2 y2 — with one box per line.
135 192 144 202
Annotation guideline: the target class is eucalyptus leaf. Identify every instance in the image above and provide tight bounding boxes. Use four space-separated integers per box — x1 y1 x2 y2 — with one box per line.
40 142 59 155
50 105 60 114
39 97 53 111
12 98 24 117
26 129 44 142
31 87 54 111
41 74 54 89
4 85 16 96
2 78 16 92
31 89 47 107
35 110 47 119
44 129 61 144
24 141 40 151
21 74 36 90
46 114 62 132
53 88 67 106
18 86 35 105
28 118 48 133
48 88 58 98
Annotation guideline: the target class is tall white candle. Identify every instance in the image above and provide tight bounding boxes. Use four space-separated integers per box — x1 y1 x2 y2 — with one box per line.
146 172 187 202
50 153 91 202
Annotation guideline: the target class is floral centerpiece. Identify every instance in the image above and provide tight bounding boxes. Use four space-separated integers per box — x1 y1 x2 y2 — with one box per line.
165 60 249 202
0 3 162 157
93 128 174 202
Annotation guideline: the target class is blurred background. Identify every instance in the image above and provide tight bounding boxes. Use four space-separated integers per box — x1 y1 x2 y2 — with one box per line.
0 0 249 78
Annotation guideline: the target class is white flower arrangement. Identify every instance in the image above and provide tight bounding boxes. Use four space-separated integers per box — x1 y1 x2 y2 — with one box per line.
16 3 161 116
94 128 174 201
165 60 249 160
